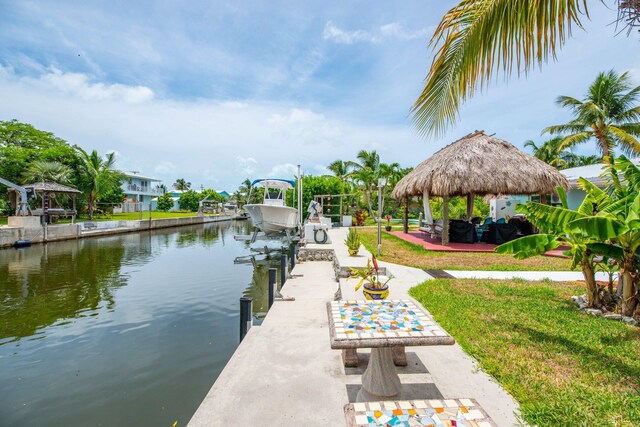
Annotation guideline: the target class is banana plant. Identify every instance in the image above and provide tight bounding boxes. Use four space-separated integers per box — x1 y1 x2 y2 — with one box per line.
569 156 640 316
496 187 603 306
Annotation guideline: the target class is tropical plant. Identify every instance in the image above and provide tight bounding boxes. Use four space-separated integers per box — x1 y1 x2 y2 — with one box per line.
413 0 591 137
156 184 168 194
344 227 361 256
543 70 640 159
570 156 640 316
173 178 191 191
76 148 122 220
156 193 174 211
178 190 200 212
349 255 391 291
350 150 381 218
326 159 354 193
22 160 72 184
495 186 602 306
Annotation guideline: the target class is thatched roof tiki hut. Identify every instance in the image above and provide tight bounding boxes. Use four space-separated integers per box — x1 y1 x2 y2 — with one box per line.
392 131 569 245
8 182 82 223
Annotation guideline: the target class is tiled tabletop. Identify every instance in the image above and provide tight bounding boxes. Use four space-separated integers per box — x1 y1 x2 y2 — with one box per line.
344 398 497 427
327 300 454 349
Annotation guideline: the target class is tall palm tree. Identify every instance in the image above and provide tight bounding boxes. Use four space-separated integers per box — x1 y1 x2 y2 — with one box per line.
76 149 121 220
173 178 191 191
351 150 381 217
543 70 640 159
22 160 72 184
326 160 354 193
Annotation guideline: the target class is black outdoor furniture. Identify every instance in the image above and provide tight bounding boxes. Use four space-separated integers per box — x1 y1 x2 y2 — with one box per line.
484 223 518 245
449 220 478 244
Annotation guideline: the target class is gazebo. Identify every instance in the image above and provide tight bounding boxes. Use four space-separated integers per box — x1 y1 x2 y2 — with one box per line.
392 131 569 245
8 182 82 223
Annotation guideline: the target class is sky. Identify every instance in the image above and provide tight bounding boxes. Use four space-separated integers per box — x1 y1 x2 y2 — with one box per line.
1 1 639 192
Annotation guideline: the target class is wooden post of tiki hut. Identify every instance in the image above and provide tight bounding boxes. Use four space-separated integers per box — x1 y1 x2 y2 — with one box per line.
390 130 569 246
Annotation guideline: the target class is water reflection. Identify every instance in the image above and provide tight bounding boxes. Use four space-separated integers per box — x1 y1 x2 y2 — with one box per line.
0 220 280 427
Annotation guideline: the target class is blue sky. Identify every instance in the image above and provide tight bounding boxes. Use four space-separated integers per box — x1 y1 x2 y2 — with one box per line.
1 1 638 191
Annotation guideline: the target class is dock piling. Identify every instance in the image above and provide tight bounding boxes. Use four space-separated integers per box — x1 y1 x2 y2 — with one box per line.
239 297 252 342
268 268 276 308
289 245 296 269
280 254 288 287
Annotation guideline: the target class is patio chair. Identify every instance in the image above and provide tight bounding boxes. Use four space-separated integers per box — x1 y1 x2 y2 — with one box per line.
496 218 506 224
476 217 493 241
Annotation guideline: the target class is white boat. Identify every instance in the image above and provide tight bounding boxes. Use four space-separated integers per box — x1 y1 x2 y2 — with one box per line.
244 179 298 235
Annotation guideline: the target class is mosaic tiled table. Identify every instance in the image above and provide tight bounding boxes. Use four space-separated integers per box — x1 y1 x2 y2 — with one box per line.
327 300 454 401
344 399 497 427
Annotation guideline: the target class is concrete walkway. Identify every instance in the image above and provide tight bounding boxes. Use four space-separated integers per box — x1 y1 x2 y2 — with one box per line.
188 227 522 426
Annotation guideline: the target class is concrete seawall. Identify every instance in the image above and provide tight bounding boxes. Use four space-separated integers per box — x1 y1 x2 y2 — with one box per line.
0 215 233 248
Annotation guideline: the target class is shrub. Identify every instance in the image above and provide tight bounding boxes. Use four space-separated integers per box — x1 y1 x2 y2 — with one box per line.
156 193 174 211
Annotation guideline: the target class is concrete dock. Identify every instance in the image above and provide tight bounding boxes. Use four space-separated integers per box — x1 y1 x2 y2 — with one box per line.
188 227 521 426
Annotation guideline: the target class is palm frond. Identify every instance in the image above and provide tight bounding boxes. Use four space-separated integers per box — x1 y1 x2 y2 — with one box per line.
412 0 588 138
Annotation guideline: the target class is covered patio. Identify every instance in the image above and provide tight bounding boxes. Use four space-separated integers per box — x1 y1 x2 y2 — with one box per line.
392 130 569 246
8 181 81 223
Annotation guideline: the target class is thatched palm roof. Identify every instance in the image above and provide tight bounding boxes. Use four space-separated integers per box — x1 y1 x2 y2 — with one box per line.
392 130 568 198
13 182 82 194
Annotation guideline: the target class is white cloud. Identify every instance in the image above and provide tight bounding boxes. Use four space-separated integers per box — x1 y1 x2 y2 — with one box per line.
28 67 154 103
322 21 430 44
268 108 324 124
266 163 299 179
322 21 378 44
154 161 176 174
237 156 258 175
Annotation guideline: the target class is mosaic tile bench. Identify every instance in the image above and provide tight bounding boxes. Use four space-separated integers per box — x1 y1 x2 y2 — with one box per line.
344 398 497 427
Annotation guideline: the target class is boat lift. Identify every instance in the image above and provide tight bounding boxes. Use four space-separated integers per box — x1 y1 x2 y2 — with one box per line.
0 177 35 216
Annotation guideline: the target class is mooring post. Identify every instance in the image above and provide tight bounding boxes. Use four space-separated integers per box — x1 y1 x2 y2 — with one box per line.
239 297 252 342
289 244 296 269
280 254 288 287
268 268 276 308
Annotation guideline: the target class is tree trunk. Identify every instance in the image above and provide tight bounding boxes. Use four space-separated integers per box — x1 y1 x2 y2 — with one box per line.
365 187 374 219
621 256 638 316
87 195 94 220
582 261 600 307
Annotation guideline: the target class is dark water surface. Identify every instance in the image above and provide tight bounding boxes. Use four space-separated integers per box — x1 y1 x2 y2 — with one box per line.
0 221 277 427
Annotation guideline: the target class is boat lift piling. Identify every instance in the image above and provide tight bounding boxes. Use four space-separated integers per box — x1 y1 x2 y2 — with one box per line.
239 297 253 342
268 268 276 309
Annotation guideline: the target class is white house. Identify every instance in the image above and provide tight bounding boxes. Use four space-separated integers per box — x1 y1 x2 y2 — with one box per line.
117 171 163 212
560 159 640 210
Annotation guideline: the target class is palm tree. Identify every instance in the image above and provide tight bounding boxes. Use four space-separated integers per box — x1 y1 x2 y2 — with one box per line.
173 178 191 191
235 178 252 206
377 162 401 216
543 70 640 159
413 0 590 137
326 160 354 193
76 149 122 220
350 150 381 217
23 160 72 184
155 183 168 194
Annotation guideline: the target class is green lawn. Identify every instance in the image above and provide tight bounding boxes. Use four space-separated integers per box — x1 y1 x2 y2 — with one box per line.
0 216 7 226
410 278 640 426
358 228 572 271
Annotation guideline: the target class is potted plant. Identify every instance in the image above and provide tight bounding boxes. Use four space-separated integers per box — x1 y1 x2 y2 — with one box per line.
385 214 392 232
350 255 391 300
344 227 361 256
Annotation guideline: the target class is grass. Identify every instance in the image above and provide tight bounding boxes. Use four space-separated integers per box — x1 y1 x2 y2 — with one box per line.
0 216 6 226
358 227 572 271
410 278 640 426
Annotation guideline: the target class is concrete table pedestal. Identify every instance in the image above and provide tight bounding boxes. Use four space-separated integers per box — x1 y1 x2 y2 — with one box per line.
356 347 401 401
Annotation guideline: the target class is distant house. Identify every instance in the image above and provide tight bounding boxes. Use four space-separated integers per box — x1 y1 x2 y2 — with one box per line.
117 171 163 212
560 158 640 210
217 190 230 199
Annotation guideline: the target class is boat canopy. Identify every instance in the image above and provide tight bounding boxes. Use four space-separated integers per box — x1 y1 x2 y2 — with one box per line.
251 178 295 189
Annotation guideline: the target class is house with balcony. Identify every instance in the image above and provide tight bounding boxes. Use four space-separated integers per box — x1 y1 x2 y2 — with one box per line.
115 171 163 212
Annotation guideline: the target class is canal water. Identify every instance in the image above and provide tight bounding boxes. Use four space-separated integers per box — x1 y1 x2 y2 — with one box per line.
0 221 279 427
